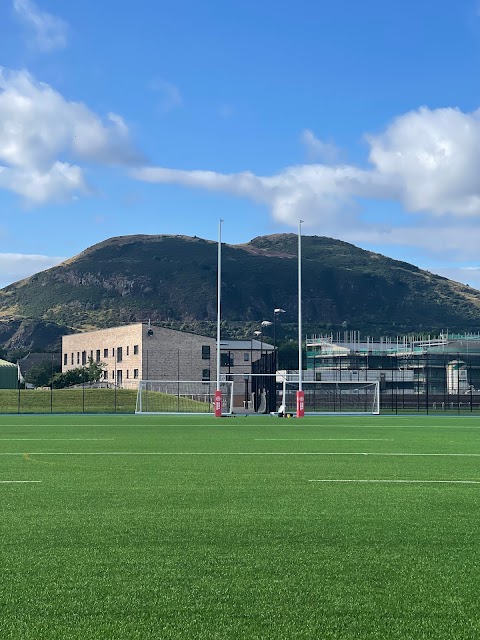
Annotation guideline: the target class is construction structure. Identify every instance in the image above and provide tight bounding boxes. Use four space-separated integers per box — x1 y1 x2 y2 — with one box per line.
306 331 480 411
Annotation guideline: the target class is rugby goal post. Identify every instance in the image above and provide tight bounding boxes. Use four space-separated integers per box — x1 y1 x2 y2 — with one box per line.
282 380 380 415
135 380 234 415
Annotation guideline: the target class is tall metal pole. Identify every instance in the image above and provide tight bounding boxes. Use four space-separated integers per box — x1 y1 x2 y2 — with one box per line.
297 220 304 417
215 219 224 417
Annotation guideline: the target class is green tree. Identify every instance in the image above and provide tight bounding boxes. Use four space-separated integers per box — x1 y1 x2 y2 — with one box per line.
86 356 106 382
52 357 106 389
277 341 306 370
25 359 61 387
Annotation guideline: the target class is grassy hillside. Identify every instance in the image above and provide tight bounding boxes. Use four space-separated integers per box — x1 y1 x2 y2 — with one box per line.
0 233 479 351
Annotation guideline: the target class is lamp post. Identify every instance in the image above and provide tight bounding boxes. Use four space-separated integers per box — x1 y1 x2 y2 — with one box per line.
253 330 262 365
261 321 272 372
253 330 262 411
273 308 286 371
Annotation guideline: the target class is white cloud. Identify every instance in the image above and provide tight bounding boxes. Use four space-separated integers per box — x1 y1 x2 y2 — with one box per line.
132 104 480 261
0 252 65 288
300 129 340 164
366 106 480 216
13 0 68 52
0 68 142 203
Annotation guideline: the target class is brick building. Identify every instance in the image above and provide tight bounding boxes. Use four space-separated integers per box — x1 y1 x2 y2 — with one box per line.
62 323 273 390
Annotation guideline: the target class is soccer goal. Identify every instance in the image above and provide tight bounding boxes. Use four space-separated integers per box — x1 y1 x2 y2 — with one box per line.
135 380 234 415
282 380 380 415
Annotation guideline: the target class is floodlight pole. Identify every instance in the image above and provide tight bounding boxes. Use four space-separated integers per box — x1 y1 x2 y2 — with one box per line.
215 219 224 417
297 220 305 418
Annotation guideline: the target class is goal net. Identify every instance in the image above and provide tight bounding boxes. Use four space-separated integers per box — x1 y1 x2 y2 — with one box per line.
282 380 380 415
135 380 234 415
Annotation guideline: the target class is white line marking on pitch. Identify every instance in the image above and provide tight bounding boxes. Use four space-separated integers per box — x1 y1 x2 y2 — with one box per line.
308 479 480 484
0 480 41 484
255 438 394 441
0 438 115 441
1 451 480 456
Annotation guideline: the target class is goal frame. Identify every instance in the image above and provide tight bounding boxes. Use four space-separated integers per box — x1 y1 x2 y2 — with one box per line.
282 380 380 415
135 380 234 415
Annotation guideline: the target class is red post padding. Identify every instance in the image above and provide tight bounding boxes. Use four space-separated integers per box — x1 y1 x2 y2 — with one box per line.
296 390 305 418
214 390 223 417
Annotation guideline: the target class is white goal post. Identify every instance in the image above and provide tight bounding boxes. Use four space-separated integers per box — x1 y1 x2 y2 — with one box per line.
282 380 380 415
135 380 234 415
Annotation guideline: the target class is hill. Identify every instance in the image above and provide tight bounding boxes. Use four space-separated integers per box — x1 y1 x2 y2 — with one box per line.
0 233 479 352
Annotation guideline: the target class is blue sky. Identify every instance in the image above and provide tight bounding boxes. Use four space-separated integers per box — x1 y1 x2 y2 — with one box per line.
2 0 480 289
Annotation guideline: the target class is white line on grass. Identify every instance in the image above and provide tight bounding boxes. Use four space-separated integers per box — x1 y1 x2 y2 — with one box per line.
308 479 480 484
0 480 41 484
2 451 480 456
254 438 394 441
0 438 115 441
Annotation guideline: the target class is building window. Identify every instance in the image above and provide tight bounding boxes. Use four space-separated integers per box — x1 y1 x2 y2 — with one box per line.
112 371 115 379
64 353 67 365
126 346 129 356
126 370 129 379
202 345 211 360
133 369 139 379
96 350 100 363
71 353 74 365
117 347 123 363
244 352 250 362
82 351 87 366
112 348 115 357
104 348 108 358
89 350 93 360
202 368 210 381
220 353 233 367
134 345 139 355
77 352 80 365
103 371 108 380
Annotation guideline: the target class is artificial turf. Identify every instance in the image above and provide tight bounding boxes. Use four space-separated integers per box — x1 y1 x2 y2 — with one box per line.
0 414 479 639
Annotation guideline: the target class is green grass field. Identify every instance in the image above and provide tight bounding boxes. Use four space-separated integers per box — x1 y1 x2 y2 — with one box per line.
1 414 479 639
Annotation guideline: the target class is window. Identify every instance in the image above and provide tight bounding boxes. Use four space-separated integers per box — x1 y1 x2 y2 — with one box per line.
82 351 87 366
63 353 67 365
126 346 129 356
112 371 115 379
134 345 139 355
104 348 108 358
112 348 115 357
126 370 129 379
133 369 139 379
89 350 93 360
77 352 80 365
220 353 233 367
103 371 108 380
96 350 100 363
202 368 210 381
202 345 211 360
244 352 250 362
117 347 123 363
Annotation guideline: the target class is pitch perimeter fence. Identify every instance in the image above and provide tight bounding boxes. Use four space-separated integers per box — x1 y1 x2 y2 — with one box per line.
2 351 480 414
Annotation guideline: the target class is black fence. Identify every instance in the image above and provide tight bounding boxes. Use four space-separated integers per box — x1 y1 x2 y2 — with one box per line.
311 351 480 414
